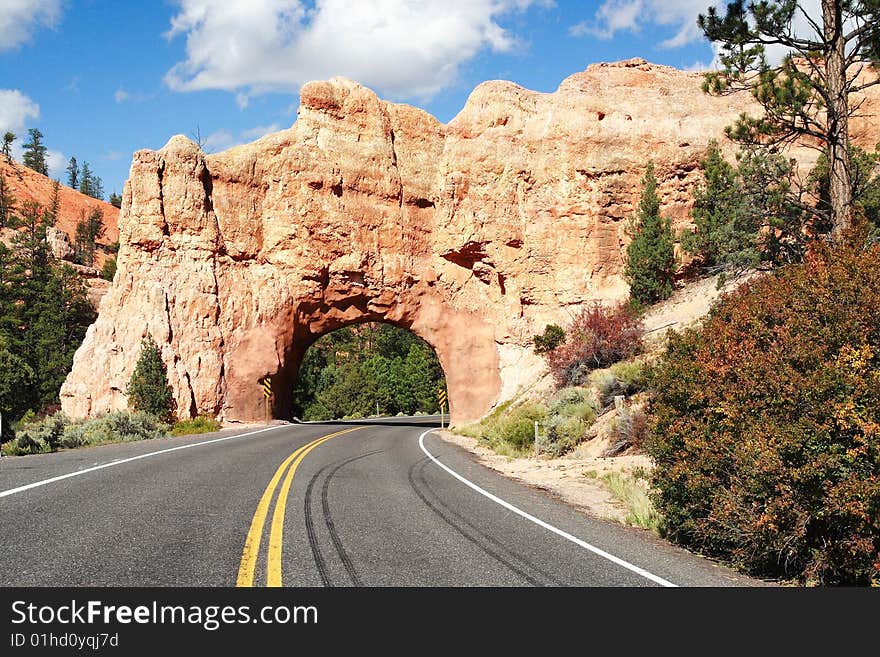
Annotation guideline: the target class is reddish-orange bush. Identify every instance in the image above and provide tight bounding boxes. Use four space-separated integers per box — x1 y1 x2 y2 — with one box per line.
647 235 880 584
547 302 643 387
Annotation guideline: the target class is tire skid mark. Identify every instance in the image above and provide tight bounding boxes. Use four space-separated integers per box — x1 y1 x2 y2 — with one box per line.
408 457 561 587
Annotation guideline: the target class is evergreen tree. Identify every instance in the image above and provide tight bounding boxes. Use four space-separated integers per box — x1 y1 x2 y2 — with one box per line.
0 346 35 428
700 0 880 235
46 180 60 226
624 162 676 305
109 191 122 208
66 157 79 189
2 132 14 160
810 143 880 232
6 201 55 412
73 207 105 266
683 144 809 273
21 128 48 176
34 263 95 404
78 162 93 197
127 334 174 420
0 171 15 228
92 176 104 201
0 200 95 418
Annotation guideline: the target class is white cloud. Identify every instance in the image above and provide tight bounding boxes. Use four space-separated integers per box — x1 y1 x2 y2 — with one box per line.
241 123 282 140
0 0 64 51
573 1 719 46
202 129 235 152
114 88 155 104
46 149 66 179
0 89 40 136
576 0 826 59
164 0 544 103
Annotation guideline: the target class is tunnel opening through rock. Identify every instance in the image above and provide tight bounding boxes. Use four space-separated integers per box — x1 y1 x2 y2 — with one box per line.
277 322 448 422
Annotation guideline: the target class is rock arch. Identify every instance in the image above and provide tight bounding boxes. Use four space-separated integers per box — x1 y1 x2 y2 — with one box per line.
61 60 880 425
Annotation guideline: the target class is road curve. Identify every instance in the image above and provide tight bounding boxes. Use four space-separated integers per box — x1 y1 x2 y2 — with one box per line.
0 419 763 587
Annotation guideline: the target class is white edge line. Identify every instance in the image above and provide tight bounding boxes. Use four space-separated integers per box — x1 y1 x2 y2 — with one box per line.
418 429 677 588
0 424 291 499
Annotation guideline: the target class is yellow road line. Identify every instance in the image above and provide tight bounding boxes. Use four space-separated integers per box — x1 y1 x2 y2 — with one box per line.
266 427 363 586
235 426 363 587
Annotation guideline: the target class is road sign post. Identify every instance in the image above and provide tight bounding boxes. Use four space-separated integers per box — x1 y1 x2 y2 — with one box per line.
261 377 272 425
437 388 447 430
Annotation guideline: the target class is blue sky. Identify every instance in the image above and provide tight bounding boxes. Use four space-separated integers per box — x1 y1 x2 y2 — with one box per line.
0 1 725 198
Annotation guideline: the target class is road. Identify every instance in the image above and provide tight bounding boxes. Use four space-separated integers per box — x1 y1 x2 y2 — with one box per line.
0 418 761 587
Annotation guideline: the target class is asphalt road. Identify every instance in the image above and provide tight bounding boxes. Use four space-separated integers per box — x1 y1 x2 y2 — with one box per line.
0 418 763 587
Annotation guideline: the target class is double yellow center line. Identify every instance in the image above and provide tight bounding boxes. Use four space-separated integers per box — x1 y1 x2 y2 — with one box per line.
236 426 364 587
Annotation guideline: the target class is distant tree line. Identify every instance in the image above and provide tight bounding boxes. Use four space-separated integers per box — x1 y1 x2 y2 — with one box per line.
292 323 447 421
2 129 120 206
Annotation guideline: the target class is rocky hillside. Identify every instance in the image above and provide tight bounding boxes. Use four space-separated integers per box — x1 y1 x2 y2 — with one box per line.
1 157 120 305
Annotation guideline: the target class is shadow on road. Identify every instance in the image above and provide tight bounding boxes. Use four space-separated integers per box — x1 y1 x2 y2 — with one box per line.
295 415 443 429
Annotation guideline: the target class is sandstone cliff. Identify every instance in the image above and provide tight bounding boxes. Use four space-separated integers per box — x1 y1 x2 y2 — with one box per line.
60 58 880 424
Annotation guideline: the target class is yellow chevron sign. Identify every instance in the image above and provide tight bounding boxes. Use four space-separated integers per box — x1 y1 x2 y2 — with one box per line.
262 377 272 398
437 389 447 407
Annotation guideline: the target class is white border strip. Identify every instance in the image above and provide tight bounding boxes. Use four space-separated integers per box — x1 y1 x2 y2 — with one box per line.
0 424 290 499
418 429 677 587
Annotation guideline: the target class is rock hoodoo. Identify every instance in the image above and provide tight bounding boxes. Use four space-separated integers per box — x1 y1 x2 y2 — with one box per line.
60 58 880 424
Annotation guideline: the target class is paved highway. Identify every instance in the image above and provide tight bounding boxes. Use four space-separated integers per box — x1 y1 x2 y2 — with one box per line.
0 418 762 586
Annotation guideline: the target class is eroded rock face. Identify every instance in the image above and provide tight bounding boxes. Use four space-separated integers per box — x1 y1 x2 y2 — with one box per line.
60 58 880 424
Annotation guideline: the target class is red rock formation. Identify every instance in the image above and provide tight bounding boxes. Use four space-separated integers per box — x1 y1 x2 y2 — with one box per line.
60 58 880 424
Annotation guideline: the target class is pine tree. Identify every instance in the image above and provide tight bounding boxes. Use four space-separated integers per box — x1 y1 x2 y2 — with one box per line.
78 162 93 198
0 347 35 429
92 176 104 201
700 0 880 235
128 334 174 420
34 263 95 404
66 157 79 189
6 201 54 412
624 162 676 305
73 207 105 266
683 141 760 273
21 128 48 176
0 199 95 418
109 191 122 208
46 180 60 226
2 132 14 161
0 171 15 228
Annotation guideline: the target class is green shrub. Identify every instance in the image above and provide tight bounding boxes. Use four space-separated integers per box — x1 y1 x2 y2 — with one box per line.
128 334 174 420
1 411 169 455
647 235 880 584
537 388 598 457
533 324 565 354
590 360 645 408
101 257 117 281
609 360 645 392
64 411 167 447
542 415 588 457
7 413 67 454
484 402 547 450
171 415 222 436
